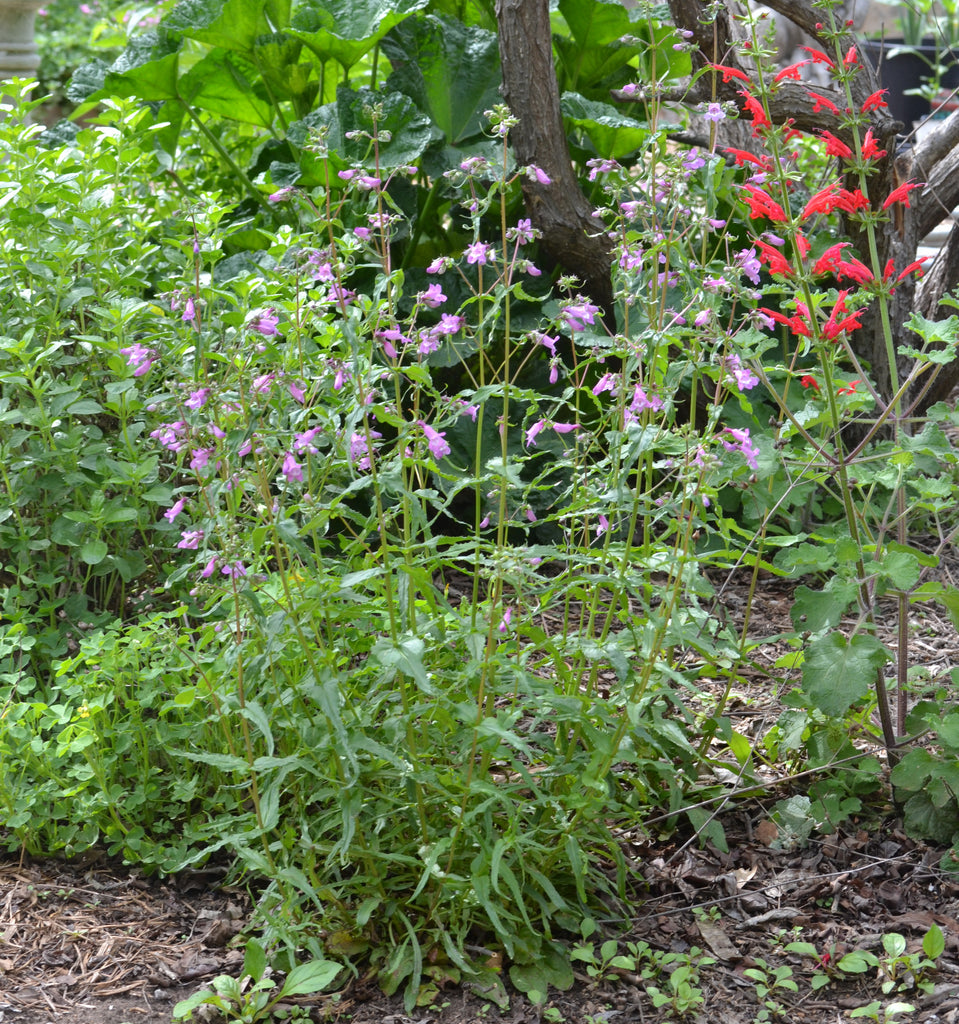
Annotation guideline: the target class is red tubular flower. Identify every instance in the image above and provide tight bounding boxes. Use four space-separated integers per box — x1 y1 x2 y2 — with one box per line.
709 63 751 83
895 257 928 283
761 307 811 336
820 131 853 158
812 241 849 274
802 46 835 68
861 89 888 113
861 129 887 160
808 91 841 115
724 148 773 171
843 45 858 66
740 90 771 133
882 180 924 209
837 379 862 395
802 182 844 218
741 185 788 222
756 240 794 276
822 290 865 340
800 374 820 390
794 234 811 259
775 60 812 82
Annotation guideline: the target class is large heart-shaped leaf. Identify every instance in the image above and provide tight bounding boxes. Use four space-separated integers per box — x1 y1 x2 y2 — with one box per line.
801 632 891 718
291 0 430 70
383 15 501 143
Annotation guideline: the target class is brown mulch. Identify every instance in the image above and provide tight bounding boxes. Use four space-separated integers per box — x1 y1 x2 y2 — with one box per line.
4 826 959 1023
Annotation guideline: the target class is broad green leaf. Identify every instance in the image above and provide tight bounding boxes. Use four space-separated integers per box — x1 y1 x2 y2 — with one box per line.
371 634 437 694
790 580 858 633
279 959 342 996
288 86 435 184
291 0 430 70
558 0 642 49
176 48 275 126
870 549 920 589
890 748 936 791
383 15 501 142
80 539 109 565
561 92 648 159
165 0 293 56
901 790 959 844
801 632 891 717
912 581 959 630
98 29 185 102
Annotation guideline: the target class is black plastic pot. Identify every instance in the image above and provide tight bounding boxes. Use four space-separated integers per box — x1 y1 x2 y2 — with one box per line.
861 38 959 127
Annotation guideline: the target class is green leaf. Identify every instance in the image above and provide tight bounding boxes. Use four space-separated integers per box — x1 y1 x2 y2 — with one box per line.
80 539 109 565
923 922 946 960
901 789 959 844
561 92 648 158
790 579 858 633
278 959 342 996
383 15 501 142
801 632 891 717
165 0 293 57
912 581 959 630
288 85 435 184
98 29 185 103
291 0 430 70
371 634 438 694
177 48 276 126
890 748 937 792
243 939 268 983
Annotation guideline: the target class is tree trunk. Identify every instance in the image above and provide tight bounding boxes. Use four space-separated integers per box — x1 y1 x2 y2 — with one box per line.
495 0 614 323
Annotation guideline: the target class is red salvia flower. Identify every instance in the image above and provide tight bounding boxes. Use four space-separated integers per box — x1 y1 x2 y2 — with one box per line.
724 148 773 171
861 90 888 113
802 182 844 218
800 374 820 390
740 90 771 133
802 46 835 68
820 131 853 158
822 290 865 340
775 60 812 82
794 234 811 259
808 92 841 115
756 240 794 276
837 379 862 395
882 180 923 209
861 129 887 160
741 185 788 222
843 45 858 66
761 307 811 336
709 63 751 83
883 257 928 283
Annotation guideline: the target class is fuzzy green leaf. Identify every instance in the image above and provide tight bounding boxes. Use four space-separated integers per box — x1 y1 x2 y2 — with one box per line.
801 632 891 717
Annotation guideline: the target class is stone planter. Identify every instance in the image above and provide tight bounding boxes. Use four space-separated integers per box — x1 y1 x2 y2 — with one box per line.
0 0 45 82
862 37 959 128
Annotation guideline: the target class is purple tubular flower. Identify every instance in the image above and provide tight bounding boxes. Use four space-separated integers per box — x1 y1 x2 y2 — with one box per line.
420 422 451 459
562 302 600 332
248 309 279 336
164 498 186 523
282 452 304 482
